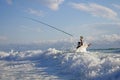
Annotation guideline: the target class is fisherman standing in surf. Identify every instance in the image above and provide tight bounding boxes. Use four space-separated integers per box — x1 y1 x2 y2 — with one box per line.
76 36 83 49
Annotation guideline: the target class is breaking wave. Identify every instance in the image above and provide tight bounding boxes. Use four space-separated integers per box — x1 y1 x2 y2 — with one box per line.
0 48 120 80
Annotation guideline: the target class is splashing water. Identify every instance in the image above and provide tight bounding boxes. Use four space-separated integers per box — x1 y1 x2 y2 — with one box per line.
0 48 120 80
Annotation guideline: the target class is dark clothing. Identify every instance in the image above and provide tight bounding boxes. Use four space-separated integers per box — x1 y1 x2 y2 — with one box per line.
76 37 83 49
76 42 81 49
76 41 83 49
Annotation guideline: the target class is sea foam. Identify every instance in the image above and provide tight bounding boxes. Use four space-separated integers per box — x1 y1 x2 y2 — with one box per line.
0 48 120 80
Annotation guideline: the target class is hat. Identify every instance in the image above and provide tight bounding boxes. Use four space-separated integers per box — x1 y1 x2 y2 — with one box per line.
80 36 83 39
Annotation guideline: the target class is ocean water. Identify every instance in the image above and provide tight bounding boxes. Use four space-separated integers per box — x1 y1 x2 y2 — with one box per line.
0 47 120 80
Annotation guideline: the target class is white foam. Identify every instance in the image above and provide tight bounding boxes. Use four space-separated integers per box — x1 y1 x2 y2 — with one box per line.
0 49 120 80
76 43 88 53
0 51 9 58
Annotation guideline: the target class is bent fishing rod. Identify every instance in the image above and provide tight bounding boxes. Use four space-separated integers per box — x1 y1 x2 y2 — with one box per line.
24 17 73 37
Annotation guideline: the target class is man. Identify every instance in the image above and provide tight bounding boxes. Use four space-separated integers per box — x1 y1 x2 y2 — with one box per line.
76 36 83 49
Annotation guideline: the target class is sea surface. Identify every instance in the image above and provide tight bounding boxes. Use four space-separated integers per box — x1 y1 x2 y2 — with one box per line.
0 47 120 80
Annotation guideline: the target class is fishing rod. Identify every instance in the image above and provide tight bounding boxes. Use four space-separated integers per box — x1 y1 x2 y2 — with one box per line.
24 17 73 37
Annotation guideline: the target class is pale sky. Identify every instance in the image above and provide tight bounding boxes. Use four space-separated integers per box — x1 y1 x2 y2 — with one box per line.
0 0 120 46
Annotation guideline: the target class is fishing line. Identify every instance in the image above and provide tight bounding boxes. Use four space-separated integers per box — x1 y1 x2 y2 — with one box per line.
24 17 78 51
24 17 73 37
